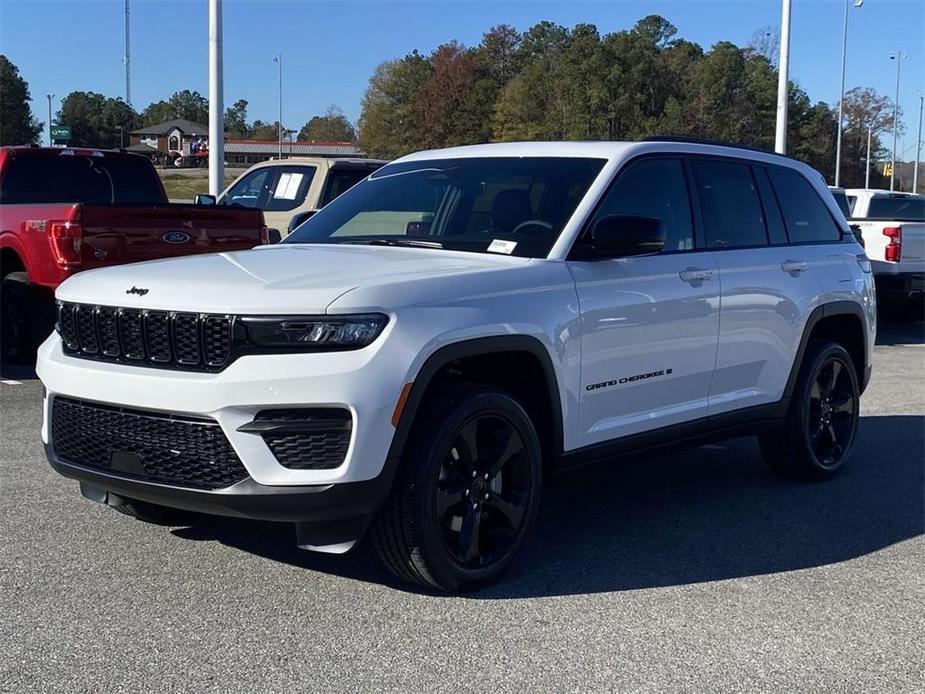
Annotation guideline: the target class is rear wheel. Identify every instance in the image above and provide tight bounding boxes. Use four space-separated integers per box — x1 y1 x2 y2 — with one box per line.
1 272 39 364
372 385 542 592
759 341 860 481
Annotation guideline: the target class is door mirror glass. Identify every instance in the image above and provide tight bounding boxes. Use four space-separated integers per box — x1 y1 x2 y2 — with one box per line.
194 193 216 206
586 215 664 258
287 209 318 234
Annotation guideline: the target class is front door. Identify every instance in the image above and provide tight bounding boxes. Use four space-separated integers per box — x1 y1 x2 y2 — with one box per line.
568 157 720 447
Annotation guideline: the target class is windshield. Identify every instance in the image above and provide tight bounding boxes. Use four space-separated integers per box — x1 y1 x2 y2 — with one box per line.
284 157 606 258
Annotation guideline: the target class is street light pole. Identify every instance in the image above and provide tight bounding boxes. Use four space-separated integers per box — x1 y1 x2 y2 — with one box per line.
46 94 54 146
890 52 905 191
865 122 872 189
835 0 863 187
914 95 923 194
208 0 225 196
775 0 792 154
273 54 282 160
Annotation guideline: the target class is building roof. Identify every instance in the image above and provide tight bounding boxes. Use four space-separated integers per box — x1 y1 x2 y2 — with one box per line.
124 143 159 153
224 140 362 157
130 118 211 136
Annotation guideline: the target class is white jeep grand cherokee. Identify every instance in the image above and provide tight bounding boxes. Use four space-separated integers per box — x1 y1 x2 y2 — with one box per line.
38 140 876 591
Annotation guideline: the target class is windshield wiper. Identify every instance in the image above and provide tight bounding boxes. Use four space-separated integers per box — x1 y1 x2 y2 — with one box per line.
338 238 444 249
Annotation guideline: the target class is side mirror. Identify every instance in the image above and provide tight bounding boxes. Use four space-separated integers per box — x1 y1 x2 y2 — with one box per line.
194 193 217 206
265 228 282 244
582 215 664 259
288 210 317 234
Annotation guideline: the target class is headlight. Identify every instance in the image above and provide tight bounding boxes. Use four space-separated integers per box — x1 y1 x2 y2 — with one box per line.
240 314 388 351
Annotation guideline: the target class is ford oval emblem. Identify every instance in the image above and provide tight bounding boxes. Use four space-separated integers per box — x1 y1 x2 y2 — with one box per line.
162 231 191 244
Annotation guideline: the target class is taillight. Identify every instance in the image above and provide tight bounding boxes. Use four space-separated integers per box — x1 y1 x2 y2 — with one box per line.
883 226 902 262
48 220 83 268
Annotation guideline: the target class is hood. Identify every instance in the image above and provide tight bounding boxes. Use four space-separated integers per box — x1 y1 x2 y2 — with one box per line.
55 244 528 314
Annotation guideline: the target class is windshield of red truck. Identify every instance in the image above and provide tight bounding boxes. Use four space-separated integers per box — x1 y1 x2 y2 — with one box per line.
0 154 165 205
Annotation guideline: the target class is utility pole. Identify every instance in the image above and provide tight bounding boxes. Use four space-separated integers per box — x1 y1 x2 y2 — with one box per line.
914 95 923 194
865 123 872 189
208 0 224 195
124 0 131 106
46 94 54 146
835 0 863 187
775 0 792 154
273 54 283 159
890 52 905 191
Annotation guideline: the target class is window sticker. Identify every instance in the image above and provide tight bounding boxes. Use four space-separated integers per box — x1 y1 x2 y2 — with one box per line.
487 239 517 255
273 173 304 200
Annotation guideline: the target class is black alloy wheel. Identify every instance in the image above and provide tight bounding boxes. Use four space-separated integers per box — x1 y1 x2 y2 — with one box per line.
805 358 856 469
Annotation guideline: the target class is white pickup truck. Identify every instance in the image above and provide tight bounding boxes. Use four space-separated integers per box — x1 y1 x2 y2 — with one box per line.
846 189 925 311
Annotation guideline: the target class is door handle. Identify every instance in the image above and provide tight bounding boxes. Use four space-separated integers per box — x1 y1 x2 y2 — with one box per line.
679 268 714 283
780 260 808 274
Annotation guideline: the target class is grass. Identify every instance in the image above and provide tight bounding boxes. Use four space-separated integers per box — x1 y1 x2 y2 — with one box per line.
159 172 236 201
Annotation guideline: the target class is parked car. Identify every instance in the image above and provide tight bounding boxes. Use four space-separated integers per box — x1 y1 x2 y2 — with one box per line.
0 146 269 362
845 188 924 315
198 157 386 238
37 140 875 591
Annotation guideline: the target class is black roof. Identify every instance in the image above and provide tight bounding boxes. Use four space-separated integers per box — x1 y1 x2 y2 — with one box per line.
130 118 211 137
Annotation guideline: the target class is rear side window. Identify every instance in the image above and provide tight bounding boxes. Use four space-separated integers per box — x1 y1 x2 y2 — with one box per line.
866 196 925 221
831 190 852 219
591 158 694 251
767 166 842 242
690 159 767 248
264 166 316 212
0 154 164 204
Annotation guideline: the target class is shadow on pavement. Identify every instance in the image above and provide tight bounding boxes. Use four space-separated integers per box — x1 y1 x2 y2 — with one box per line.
0 359 37 381
171 414 924 597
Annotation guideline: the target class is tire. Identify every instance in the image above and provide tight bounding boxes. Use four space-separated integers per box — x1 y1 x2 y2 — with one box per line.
1 272 39 365
372 384 543 592
759 341 860 481
111 498 196 525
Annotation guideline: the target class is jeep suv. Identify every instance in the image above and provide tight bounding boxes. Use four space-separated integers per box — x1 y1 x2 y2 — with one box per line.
37 140 876 592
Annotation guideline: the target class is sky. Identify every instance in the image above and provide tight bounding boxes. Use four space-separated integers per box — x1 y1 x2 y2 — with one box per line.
1 0 923 157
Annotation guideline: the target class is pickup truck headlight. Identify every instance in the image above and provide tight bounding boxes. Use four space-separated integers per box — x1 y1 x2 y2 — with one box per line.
240 314 388 350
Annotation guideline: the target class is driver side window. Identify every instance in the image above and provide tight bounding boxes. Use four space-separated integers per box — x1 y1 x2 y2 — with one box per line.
591 158 694 251
221 169 273 208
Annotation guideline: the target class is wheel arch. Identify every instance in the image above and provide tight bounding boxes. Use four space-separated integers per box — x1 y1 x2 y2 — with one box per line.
0 244 27 279
785 301 870 398
385 335 565 473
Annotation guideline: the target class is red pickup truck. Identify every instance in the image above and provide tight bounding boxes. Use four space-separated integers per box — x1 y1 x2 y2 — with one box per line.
0 146 268 362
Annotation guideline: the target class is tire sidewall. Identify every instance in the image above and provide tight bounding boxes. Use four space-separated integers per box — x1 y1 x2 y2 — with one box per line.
793 343 860 476
407 389 543 591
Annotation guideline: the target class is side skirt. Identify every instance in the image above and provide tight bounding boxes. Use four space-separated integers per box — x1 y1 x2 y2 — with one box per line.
555 400 787 473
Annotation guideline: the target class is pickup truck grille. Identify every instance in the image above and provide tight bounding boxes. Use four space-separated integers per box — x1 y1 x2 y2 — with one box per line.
52 397 248 490
57 301 232 372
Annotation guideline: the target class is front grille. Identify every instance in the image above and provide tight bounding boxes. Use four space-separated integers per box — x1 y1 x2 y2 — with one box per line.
57 302 233 372
51 397 249 490
253 408 352 470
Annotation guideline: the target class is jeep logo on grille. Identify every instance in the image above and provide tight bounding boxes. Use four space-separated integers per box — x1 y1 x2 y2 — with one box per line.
162 231 191 244
126 286 149 296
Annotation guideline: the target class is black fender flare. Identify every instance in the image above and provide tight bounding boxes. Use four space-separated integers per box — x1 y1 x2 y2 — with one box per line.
783 300 871 398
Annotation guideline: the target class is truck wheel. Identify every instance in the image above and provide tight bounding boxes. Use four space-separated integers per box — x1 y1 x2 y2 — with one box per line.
372 385 542 592
1 272 39 364
759 341 860 481
112 498 195 525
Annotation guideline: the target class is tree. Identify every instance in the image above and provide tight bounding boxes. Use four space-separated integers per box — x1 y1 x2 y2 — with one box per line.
224 98 249 138
416 42 477 148
838 87 898 187
0 55 42 145
56 91 137 148
358 51 432 158
140 90 208 126
297 105 356 141
249 120 287 141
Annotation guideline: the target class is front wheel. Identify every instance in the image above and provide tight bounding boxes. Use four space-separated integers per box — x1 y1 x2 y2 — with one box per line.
372 386 543 592
759 341 860 481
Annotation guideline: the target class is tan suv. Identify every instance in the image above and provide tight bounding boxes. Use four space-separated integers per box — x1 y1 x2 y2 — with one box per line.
208 157 385 237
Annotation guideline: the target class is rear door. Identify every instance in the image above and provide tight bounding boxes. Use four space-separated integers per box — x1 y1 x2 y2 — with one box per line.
569 156 720 446
691 157 821 416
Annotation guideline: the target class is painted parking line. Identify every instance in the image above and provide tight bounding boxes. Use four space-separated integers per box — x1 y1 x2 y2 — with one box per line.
1 380 23 385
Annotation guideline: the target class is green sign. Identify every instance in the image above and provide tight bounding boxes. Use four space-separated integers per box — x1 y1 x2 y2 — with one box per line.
50 125 71 141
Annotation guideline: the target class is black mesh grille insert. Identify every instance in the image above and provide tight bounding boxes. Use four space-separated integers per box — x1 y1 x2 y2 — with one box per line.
252 408 352 470
51 397 248 490
57 302 233 372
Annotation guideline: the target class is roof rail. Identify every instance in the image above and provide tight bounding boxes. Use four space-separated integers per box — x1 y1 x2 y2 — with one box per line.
642 135 796 160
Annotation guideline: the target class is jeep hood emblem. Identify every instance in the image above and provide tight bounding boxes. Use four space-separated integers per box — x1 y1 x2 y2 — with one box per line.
126 286 149 296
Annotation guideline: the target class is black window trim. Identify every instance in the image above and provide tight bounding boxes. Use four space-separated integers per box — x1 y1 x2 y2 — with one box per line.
568 153 702 259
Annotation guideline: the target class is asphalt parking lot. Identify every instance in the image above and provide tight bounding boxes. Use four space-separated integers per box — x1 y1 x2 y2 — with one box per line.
2 322 923 693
